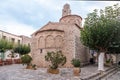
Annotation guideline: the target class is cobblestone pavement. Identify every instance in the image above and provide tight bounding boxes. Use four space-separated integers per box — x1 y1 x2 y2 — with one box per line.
0 64 80 80
0 64 105 80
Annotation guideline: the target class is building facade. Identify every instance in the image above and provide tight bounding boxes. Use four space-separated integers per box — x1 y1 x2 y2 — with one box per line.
0 30 31 60
31 4 90 67
0 30 22 44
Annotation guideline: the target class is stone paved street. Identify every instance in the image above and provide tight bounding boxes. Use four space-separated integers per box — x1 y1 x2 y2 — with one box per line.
0 64 111 80
0 64 80 80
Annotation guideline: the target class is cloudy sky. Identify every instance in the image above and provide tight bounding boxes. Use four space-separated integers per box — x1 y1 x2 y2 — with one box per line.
0 0 119 37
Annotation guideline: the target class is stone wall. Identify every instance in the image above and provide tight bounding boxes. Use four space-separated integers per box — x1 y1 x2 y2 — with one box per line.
73 25 90 65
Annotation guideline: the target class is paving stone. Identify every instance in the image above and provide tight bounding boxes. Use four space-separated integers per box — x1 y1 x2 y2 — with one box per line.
0 64 118 80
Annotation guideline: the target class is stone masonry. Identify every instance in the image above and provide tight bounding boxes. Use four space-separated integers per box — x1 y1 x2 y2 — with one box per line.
31 4 90 67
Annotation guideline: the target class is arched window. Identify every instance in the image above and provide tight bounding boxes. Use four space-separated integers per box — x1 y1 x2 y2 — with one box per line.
38 36 45 48
45 35 54 48
55 35 63 48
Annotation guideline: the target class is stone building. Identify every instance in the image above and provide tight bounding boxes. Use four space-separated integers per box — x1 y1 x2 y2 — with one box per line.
31 4 90 67
0 30 31 60
0 30 22 44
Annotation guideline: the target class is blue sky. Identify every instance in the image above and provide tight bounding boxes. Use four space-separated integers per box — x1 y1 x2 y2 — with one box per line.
0 0 119 37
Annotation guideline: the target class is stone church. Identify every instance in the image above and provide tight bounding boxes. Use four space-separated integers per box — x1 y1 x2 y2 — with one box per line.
31 4 90 67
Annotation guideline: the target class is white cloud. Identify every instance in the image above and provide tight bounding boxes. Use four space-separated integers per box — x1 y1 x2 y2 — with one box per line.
0 20 36 37
0 0 119 37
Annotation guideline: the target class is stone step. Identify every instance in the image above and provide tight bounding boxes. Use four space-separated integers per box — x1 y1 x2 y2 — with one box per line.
91 67 117 80
101 70 118 80
94 68 116 80
80 66 117 80
101 67 120 80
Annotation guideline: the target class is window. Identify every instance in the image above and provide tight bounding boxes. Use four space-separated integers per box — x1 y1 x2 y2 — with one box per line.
18 40 20 44
3 36 6 39
40 49 42 53
11 38 15 43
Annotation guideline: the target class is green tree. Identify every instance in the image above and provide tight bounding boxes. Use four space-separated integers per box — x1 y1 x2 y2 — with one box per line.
0 39 13 60
13 44 30 55
0 39 13 52
81 3 120 71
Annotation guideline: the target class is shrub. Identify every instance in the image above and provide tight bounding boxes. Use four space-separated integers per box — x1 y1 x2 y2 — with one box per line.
32 64 37 70
45 51 66 69
21 54 32 66
71 59 81 67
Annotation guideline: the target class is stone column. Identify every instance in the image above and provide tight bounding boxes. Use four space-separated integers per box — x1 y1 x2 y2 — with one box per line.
98 52 105 71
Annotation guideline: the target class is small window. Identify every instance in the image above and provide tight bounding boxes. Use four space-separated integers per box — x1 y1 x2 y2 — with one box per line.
3 36 6 39
40 49 42 53
11 38 15 43
18 40 20 44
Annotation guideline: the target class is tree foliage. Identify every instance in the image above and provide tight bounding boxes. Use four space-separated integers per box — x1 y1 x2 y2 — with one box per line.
13 44 30 55
0 39 13 52
81 3 120 53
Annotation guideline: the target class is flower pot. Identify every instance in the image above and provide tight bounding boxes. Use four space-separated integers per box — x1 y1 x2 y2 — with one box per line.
73 67 81 76
26 65 33 69
47 68 59 74
33 68 37 70
105 63 112 67
32 67 37 70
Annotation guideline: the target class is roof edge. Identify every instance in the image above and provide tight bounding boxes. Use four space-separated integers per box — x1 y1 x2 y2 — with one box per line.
35 29 64 36
59 14 82 22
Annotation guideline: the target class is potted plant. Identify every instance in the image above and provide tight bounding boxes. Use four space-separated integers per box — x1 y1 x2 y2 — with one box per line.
21 54 32 69
32 64 37 70
45 51 66 74
105 59 112 67
71 59 81 76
